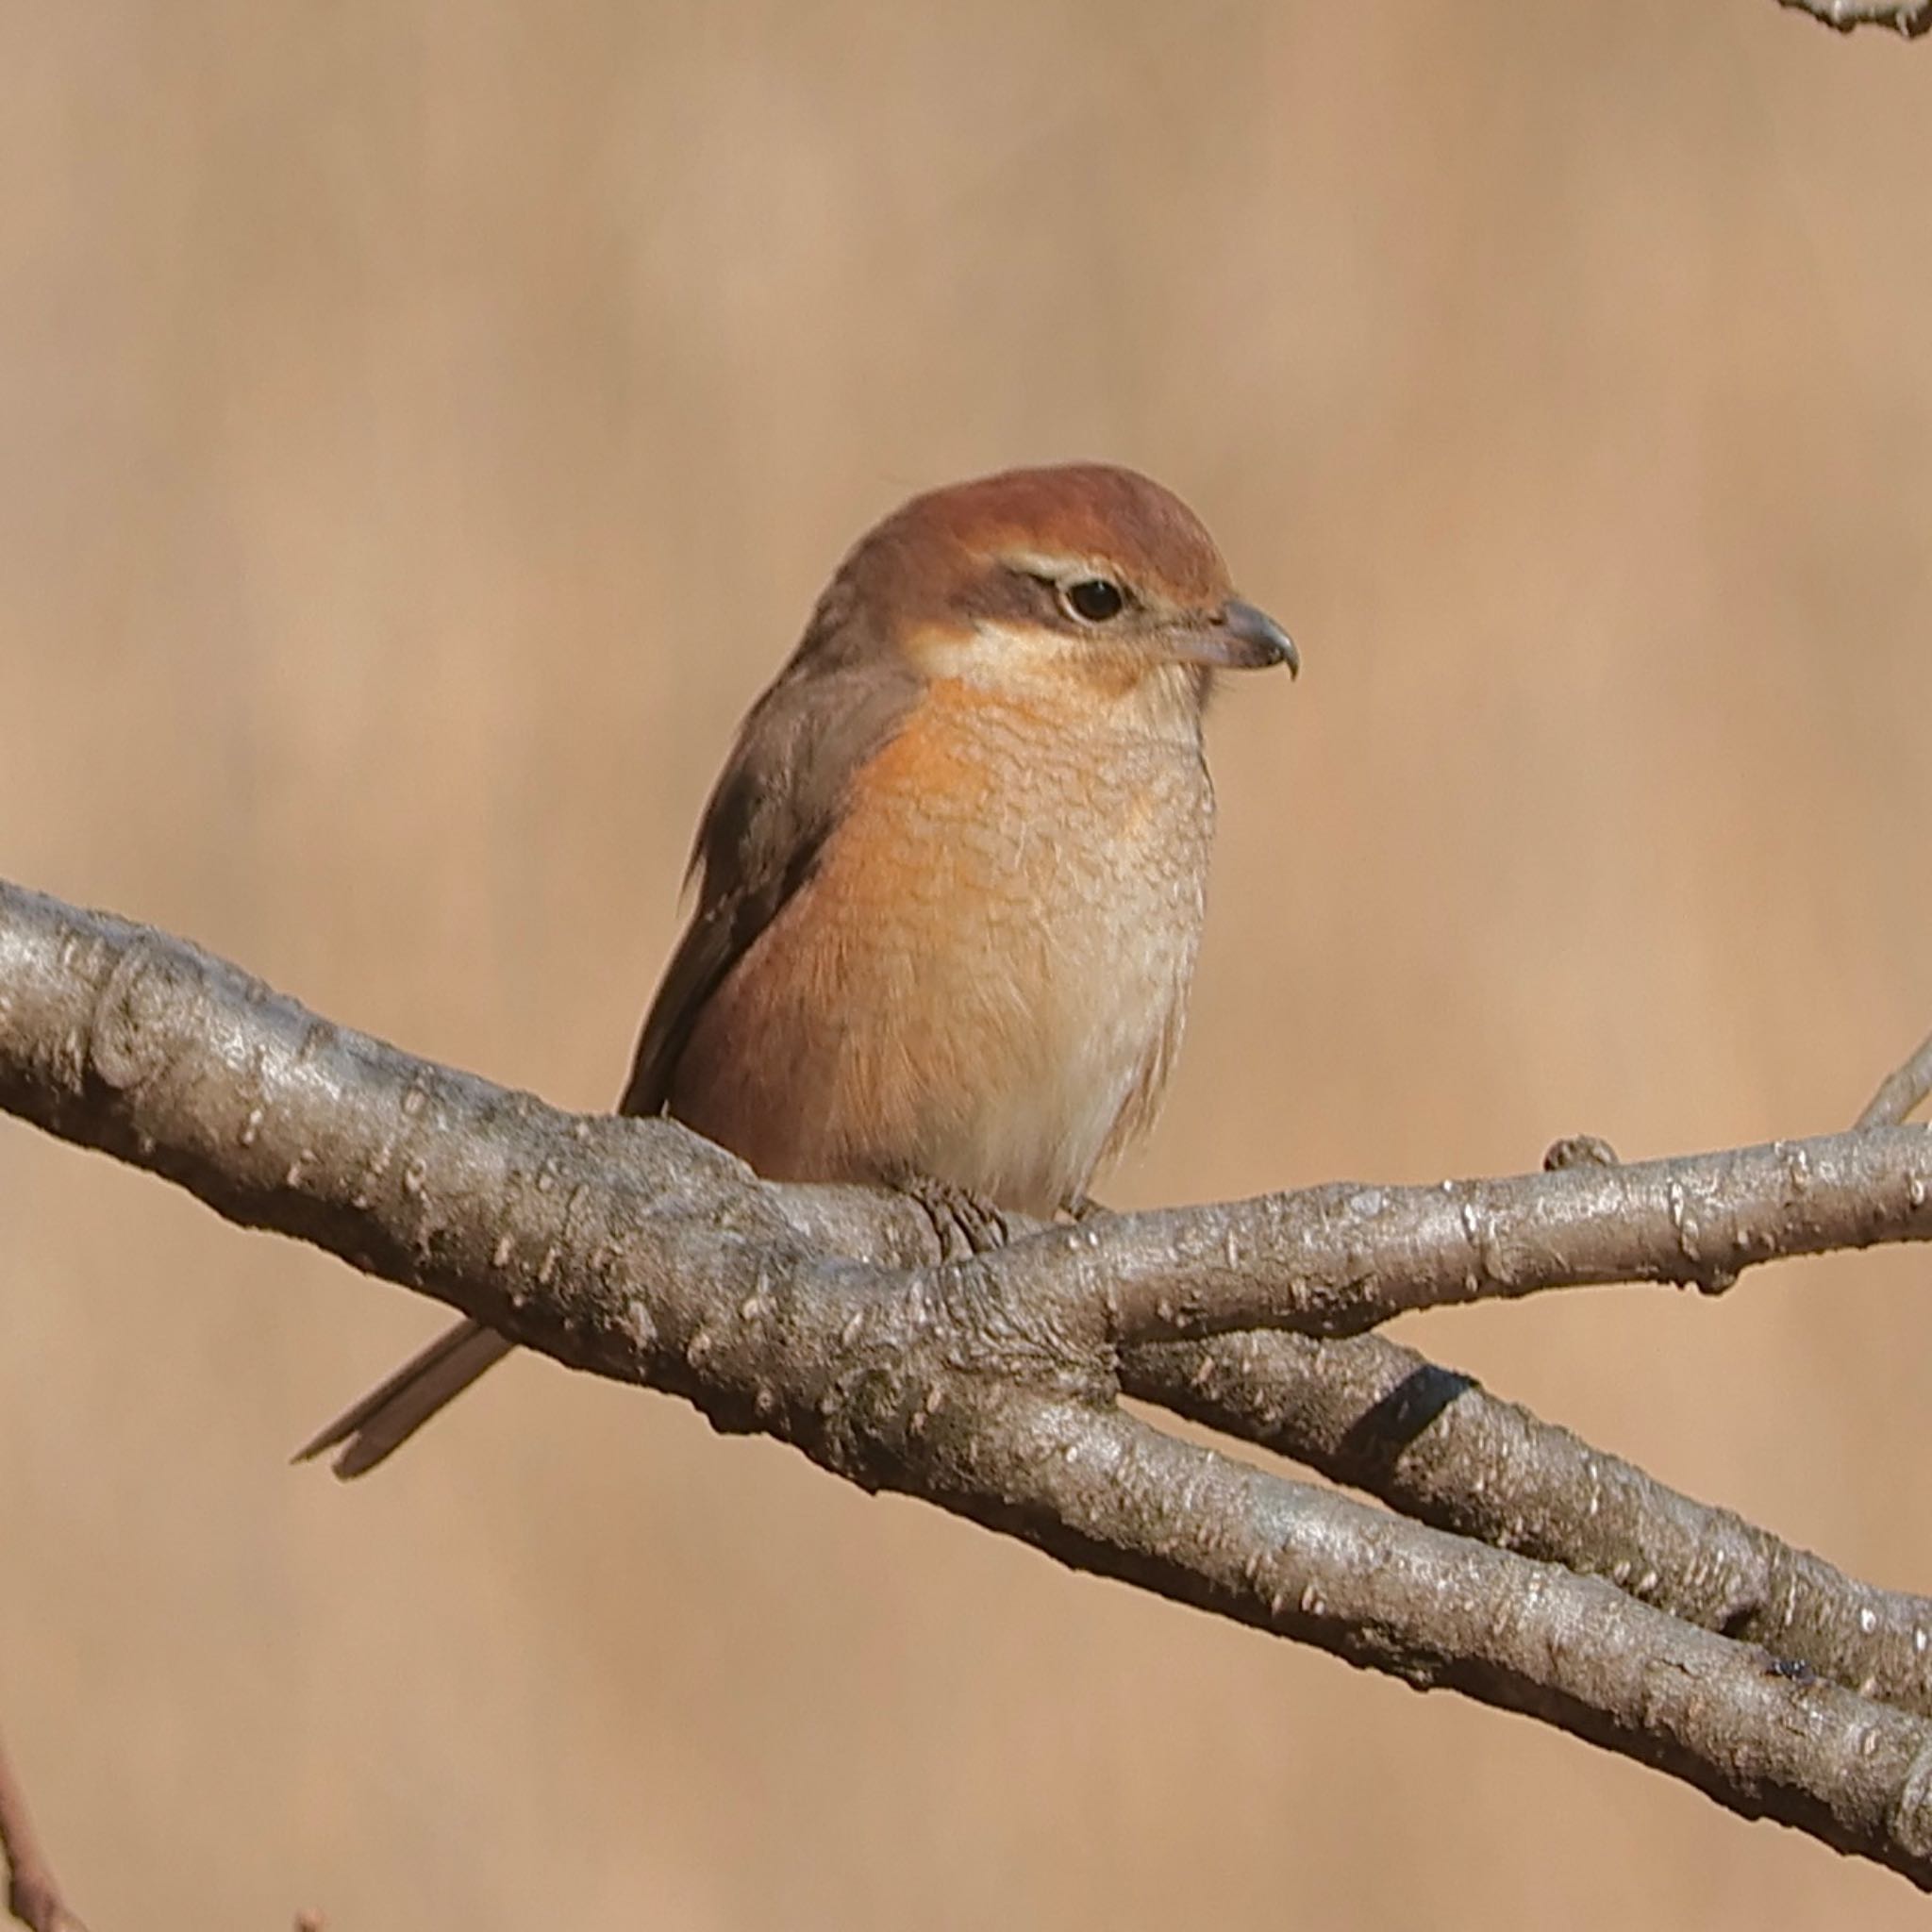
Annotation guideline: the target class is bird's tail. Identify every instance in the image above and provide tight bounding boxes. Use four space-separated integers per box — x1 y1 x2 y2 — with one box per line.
294 1319 515 1479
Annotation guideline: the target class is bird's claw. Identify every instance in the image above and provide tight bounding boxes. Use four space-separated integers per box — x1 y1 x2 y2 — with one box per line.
895 1174 1010 1259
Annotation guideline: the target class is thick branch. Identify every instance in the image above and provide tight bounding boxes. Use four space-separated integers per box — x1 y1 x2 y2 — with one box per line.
8 876 1932 1882
8 887 1932 1356
1126 1330 1932 1716
932 1381 1932 1882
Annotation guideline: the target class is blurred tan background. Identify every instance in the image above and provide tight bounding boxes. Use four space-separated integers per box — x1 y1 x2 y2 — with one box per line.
3 1 1930 1925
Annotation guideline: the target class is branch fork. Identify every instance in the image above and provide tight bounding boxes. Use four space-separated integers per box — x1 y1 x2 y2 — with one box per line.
8 874 1932 1890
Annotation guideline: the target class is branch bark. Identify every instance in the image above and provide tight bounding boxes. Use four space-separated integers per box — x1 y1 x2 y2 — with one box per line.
8 874 1932 1885
1776 0 1932 33
1015 1126 1932 1341
1860 1026 1932 1129
0 1726 84 1932
1125 1330 1932 1714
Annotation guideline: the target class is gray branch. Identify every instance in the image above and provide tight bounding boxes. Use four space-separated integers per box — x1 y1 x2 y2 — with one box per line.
1126 1331 1932 1715
8 874 1932 1886
1010 1127 1932 1341
1776 0 1932 33
1859 1026 1932 1129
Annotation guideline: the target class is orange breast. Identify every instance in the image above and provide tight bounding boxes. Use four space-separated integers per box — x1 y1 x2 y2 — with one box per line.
669 674 1215 1214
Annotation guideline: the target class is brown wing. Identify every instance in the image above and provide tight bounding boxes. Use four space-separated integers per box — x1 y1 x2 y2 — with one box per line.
302 591 920 1478
618 615 922 1119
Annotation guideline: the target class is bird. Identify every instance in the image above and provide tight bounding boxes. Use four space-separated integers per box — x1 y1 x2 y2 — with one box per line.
299 461 1295 1477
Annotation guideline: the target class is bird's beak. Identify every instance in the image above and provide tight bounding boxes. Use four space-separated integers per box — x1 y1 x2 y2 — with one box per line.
1166 600 1299 675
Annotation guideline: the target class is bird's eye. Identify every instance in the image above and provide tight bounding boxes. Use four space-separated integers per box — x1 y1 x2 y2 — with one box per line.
1062 577 1126 624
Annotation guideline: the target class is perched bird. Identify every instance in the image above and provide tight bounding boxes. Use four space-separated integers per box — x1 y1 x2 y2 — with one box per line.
300 462 1295 1476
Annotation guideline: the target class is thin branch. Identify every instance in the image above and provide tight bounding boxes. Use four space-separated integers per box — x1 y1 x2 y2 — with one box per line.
0 1727 84 1932
1859 1027 1932 1129
8 875 1932 1880
1006 1126 1932 1343
1776 0 1932 33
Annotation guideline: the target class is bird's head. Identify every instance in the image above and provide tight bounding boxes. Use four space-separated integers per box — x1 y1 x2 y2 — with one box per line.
809 463 1295 710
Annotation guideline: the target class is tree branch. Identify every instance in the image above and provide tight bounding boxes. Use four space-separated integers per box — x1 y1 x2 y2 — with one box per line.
1859 1026 1932 1129
1125 1329 1932 1714
1113 1024 1932 1711
8 874 1932 1883
1776 0 1932 34
1016 1124 1932 1341
0 1727 84 1932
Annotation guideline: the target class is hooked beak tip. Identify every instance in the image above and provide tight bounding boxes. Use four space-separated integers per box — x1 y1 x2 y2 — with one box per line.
1221 599 1298 676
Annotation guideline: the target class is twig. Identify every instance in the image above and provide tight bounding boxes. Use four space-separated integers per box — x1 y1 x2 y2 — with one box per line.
1858 1027 1932 1128
1775 0 1932 33
0 1726 83 1932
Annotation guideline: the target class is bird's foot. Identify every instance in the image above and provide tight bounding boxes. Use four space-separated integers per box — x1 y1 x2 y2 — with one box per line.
1062 1192 1113 1224
895 1174 1010 1259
